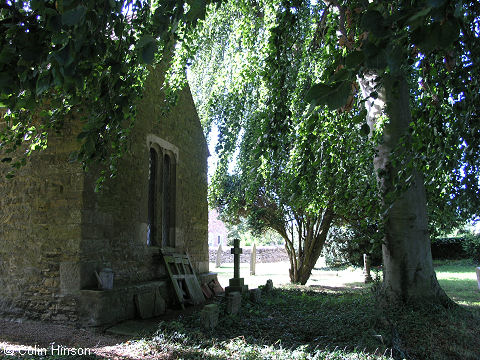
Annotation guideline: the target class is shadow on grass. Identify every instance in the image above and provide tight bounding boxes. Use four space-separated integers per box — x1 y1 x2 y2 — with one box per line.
144 285 480 360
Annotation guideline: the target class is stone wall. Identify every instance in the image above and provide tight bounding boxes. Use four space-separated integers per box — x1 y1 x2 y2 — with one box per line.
0 120 84 322
0 65 209 323
209 246 289 263
78 65 209 286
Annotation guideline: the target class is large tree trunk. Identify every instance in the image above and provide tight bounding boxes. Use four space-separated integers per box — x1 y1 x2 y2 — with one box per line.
359 73 451 305
281 208 334 285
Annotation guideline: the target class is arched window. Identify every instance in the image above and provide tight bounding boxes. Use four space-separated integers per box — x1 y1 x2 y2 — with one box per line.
147 147 158 246
162 152 176 248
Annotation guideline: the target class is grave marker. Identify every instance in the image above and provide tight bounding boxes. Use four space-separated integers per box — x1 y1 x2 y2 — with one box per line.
250 243 257 275
476 267 480 291
225 238 248 294
216 244 223 268
363 254 373 283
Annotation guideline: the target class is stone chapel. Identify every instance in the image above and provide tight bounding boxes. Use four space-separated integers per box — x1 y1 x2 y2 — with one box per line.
0 66 212 326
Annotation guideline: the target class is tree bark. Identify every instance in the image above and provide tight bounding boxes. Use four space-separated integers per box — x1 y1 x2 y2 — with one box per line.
359 72 451 305
282 208 334 285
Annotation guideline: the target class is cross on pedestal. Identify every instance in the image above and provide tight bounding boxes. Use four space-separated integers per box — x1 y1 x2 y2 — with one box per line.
225 238 248 295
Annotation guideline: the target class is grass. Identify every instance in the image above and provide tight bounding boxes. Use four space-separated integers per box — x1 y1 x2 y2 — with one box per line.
139 260 480 360
434 259 480 313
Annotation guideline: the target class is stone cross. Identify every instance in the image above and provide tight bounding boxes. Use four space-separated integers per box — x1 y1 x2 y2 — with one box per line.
216 244 223 268
250 243 256 275
476 267 480 291
363 254 373 283
232 238 242 279
225 238 248 295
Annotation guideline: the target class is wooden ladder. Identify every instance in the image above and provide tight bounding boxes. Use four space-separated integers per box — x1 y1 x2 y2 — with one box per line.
161 251 205 309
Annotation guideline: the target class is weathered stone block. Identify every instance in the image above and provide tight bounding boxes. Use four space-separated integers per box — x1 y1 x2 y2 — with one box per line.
249 288 261 303
200 303 219 329
226 291 241 315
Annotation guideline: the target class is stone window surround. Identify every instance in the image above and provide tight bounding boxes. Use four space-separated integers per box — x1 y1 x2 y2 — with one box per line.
146 134 179 250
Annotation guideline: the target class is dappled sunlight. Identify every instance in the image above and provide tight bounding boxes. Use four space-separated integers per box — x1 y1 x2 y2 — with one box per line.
211 260 369 289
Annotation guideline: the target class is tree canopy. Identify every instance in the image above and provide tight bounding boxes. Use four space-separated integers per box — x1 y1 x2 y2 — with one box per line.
1 0 479 301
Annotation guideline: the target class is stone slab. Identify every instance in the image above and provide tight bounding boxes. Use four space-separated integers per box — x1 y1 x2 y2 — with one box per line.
201 284 214 299
208 278 224 295
79 280 168 326
476 267 480 291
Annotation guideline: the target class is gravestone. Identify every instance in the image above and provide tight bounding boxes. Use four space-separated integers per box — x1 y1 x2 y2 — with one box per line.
250 243 256 275
225 238 248 295
476 267 480 291
216 244 223 268
226 291 242 315
363 254 373 283
200 304 219 329
249 288 261 303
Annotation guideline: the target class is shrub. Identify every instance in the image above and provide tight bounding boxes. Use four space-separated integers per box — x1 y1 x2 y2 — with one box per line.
462 234 480 264
323 226 382 267
431 236 468 260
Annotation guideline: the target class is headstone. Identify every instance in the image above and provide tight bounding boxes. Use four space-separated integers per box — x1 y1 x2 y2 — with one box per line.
265 279 273 292
208 278 224 295
250 243 256 275
476 267 480 291
225 238 248 295
201 283 214 299
200 304 219 329
216 244 223 268
363 254 373 283
249 288 261 303
226 291 242 315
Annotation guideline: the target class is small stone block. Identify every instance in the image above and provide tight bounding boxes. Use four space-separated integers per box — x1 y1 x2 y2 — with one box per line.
226 291 242 315
249 288 261 303
265 279 273 292
200 304 219 329
476 267 480 291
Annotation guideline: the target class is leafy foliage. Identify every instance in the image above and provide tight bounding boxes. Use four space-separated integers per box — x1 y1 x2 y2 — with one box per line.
187 0 379 284
0 0 219 183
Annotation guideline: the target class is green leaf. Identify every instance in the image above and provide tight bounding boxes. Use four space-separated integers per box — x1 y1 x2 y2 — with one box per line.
363 42 387 70
186 0 207 25
36 73 50 96
306 81 351 110
407 7 432 25
427 0 447 8
345 51 364 68
361 10 387 38
136 35 157 64
62 5 86 26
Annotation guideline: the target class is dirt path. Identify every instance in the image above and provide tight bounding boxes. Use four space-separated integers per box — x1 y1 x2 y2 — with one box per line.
0 319 165 359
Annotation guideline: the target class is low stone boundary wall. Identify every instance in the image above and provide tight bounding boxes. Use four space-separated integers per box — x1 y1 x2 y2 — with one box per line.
208 246 289 263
